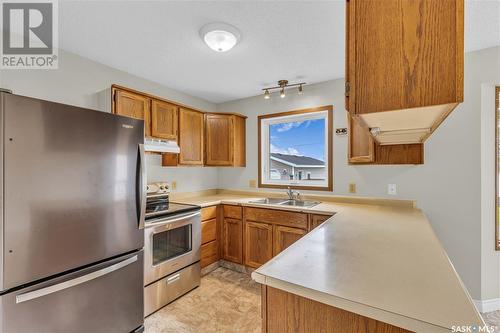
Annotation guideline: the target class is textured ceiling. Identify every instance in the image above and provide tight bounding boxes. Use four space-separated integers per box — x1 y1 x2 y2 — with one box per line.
59 0 500 104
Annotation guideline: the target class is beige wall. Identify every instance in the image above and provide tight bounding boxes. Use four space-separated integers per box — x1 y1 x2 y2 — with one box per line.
1 45 499 302
0 49 219 193
216 46 500 301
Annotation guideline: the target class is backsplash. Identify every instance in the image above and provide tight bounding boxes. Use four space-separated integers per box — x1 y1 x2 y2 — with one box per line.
145 154 219 193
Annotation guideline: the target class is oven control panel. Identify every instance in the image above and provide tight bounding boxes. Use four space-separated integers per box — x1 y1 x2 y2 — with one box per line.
147 182 170 195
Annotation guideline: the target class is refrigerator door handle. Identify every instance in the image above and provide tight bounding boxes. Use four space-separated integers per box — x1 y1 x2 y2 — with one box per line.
15 255 138 304
138 143 146 230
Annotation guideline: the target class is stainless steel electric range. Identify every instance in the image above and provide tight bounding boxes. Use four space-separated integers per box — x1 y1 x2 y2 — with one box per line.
143 189 201 317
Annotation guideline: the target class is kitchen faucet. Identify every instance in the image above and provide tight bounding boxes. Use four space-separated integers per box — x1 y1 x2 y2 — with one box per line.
286 186 301 200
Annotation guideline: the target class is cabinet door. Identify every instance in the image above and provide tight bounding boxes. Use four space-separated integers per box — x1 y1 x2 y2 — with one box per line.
223 218 242 264
273 225 306 256
179 108 204 165
233 115 246 167
151 100 178 140
348 113 375 163
347 0 463 114
309 214 333 231
114 89 151 137
205 114 234 166
244 221 273 269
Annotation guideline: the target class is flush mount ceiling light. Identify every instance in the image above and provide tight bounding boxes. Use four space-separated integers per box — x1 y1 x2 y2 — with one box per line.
200 22 241 52
262 80 306 100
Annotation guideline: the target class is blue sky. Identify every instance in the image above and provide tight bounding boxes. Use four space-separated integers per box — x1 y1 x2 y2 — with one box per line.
270 119 325 161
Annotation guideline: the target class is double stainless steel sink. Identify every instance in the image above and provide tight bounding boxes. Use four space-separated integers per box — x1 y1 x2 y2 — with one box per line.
249 198 320 208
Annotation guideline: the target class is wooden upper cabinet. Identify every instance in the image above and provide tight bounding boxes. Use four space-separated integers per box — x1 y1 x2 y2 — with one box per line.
348 113 424 165
205 114 233 166
205 114 246 167
273 225 306 257
348 113 375 163
244 221 273 268
113 88 151 137
346 0 464 145
178 108 204 165
151 100 178 140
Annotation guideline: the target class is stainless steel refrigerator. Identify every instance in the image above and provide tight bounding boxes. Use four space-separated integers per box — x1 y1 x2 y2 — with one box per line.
0 92 146 332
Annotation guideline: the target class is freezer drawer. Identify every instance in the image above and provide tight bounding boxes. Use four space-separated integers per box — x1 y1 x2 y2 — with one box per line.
0 251 144 333
144 262 200 317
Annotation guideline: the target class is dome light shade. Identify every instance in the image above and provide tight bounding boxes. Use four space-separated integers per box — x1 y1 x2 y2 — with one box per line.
200 23 241 52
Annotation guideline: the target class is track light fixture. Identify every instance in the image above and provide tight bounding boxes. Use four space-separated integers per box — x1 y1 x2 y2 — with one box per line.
262 80 306 100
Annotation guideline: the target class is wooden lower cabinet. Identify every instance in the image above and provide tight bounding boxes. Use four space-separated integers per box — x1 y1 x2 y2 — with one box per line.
201 240 219 268
263 286 413 333
218 206 334 269
273 225 306 256
244 221 273 268
309 214 333 231
201 218 217 244
223 218 243 264
200 205 220 269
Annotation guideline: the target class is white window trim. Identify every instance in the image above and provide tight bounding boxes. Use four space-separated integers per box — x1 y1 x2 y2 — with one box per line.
260 109 330 189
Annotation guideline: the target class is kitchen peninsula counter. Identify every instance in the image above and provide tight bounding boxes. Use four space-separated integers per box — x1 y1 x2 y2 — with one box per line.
172 189 483 332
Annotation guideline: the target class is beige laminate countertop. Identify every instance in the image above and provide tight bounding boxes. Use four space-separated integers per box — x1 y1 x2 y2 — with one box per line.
172 190 483 333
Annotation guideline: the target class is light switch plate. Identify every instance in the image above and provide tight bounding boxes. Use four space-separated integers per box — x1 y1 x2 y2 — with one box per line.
171 181 177 190
348 183 356 193
249 179 257 188
388 184 397 195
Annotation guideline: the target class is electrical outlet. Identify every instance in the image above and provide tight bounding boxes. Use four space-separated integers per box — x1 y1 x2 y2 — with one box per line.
249 179 257 188
348 183 356 193
171 181 177 190
388 184 397 195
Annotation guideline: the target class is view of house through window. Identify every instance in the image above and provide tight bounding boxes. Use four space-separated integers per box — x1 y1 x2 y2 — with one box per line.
259 106 333 191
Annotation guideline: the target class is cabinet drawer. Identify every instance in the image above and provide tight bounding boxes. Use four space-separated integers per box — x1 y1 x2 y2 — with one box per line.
201 218 217 244
201 206 217 221
201 240 219 268
223 205 242 219
245 207 307 230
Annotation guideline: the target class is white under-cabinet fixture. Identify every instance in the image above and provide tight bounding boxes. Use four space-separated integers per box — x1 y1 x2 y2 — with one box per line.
200 22 241 52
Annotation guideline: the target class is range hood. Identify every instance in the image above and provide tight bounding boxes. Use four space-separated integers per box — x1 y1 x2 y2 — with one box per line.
144 138 180 153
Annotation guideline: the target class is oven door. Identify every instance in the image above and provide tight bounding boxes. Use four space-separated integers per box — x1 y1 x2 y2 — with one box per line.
144 211 201 285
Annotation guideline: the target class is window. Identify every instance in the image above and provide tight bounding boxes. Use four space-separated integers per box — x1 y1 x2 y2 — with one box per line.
496 87 500 250
258 106 333 191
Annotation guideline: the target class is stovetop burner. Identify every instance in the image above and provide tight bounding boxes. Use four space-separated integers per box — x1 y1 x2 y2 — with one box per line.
145 195 200 219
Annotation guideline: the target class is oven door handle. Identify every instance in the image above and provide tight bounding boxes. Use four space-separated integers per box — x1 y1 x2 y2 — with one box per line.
146 211 200 229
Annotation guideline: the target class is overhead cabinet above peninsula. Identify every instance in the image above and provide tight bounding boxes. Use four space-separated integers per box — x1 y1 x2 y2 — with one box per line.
346 0 464 146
